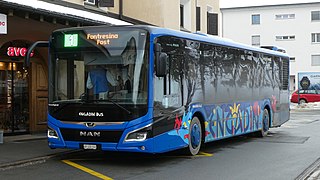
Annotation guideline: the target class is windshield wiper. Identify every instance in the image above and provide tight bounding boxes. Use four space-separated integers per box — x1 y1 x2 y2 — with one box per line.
85 98 132 115
105 99 132 115
51 100 82 113
54 94 132 115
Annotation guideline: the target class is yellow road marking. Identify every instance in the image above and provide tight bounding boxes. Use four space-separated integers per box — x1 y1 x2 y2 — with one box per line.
198 151 214 157
62 160 113 180
161 151 213 158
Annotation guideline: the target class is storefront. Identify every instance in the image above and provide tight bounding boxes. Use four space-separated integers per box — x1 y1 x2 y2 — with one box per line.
0 41 32 133
0 1 130 135
0 17 60 134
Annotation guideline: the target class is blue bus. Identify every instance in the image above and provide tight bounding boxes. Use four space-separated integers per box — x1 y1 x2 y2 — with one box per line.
31 25 289 155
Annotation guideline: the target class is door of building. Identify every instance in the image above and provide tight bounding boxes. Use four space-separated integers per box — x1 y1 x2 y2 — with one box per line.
29 59 48 133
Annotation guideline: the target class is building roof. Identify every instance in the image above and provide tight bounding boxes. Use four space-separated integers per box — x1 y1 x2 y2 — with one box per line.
1 0 131 25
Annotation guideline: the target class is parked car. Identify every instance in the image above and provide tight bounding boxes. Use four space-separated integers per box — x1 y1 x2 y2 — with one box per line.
290 90 320 104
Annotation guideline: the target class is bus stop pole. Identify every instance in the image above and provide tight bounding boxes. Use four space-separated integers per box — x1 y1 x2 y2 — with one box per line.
297 88 300 105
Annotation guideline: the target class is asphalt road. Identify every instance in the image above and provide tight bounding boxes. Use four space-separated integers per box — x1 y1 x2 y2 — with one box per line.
2 109 320 180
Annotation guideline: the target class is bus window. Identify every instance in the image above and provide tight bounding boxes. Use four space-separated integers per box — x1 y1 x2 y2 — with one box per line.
237 50 252 101
154 36 183 108
55 58 84 100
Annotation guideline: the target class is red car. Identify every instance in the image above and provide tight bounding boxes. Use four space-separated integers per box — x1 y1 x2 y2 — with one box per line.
290 90 320 103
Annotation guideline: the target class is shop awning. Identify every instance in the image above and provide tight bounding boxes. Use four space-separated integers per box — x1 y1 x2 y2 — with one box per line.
1 0 132 25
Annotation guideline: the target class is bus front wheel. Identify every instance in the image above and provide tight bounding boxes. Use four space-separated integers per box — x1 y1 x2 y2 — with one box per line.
258 108 270 137
187 116 202 156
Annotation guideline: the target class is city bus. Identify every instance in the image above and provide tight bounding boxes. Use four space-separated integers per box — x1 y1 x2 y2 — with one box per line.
30 25 290 155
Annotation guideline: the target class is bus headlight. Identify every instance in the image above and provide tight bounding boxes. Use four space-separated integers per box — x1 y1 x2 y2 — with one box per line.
125 124 152 142
47 127 59 139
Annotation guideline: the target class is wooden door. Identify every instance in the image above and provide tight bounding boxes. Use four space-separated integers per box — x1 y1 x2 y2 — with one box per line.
29 59 48 133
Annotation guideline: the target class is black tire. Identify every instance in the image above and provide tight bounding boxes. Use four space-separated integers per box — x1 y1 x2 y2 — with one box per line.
257 109 270 137
187 117 202 156
299 99 307 104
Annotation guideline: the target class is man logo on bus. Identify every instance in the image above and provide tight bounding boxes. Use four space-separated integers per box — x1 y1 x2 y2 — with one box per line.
80 131 101 137
84 122 96 128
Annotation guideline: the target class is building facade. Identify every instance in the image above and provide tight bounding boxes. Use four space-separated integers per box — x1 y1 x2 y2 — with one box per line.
108 0 220 34
221 2 320 92
0 0 220 135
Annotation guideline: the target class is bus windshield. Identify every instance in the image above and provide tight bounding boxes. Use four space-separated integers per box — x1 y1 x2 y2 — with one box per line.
48 28 149 116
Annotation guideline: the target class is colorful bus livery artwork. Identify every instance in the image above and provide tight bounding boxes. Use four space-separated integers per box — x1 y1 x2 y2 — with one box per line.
26 25 290 155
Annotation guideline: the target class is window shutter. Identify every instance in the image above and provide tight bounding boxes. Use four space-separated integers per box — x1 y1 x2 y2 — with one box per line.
196 7 201 31
207 13 218 35
99 0 114 7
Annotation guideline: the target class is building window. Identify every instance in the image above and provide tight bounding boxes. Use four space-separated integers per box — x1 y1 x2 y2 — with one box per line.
180 5 184 27
312 11 320 21
99 0 115 7
290 57 296 62
84 0 95 5
251 35 260 46
196 7 200 31
276 35 295 41
312 33 320 43
207 13 218 35
275 14 295 20
180 0 191 31
252 14 260 25
312 55 320 66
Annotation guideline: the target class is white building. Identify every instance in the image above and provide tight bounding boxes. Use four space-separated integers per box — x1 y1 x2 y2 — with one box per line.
221 2 320 91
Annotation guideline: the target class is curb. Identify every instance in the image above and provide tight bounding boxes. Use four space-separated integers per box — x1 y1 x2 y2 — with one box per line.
0 155 53 171
296 158 320 180
3 135 47 143
0 150 80 171
291 108 320 112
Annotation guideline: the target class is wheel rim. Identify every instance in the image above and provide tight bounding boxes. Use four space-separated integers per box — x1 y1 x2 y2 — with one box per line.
300 99 306 104
191 123 201 149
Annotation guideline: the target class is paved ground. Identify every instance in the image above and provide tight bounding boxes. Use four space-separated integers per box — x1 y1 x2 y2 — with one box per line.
1 107 320 179
0 133 73 169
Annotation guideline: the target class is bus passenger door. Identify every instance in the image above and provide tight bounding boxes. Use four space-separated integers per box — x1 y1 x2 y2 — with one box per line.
153 37 184 150
273 57 289 127
271 57 281 127
278 57 290 125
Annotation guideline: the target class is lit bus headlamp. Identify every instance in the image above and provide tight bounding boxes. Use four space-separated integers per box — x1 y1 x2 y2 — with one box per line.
47 127 59 139
125 124 152 142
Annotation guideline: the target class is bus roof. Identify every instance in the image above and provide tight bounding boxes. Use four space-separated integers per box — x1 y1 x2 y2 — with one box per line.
140 25 289 58
54 25 289 58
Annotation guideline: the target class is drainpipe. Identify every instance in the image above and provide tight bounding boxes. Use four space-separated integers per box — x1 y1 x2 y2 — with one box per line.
119 0 123 20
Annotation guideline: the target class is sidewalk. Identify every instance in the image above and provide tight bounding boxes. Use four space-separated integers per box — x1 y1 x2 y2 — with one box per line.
0 133 72 169
291 102 320 110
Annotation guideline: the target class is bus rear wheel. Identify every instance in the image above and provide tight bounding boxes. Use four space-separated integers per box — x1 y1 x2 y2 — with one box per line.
258 108 270 137
187 116 202 156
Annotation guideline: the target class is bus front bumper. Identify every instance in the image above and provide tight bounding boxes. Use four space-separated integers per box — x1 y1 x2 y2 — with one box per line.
47 120 156 153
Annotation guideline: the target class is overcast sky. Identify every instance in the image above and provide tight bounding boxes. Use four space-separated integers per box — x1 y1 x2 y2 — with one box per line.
220 0 320 8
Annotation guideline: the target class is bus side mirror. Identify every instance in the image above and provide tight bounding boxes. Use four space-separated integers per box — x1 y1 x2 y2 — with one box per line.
24 41 49 68
154 43 168 77
156 52 168 77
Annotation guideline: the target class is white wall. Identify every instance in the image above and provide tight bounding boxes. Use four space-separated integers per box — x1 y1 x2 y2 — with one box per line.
221 3 320 91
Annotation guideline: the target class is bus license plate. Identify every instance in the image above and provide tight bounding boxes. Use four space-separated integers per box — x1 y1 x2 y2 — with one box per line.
83 144 97 150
